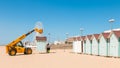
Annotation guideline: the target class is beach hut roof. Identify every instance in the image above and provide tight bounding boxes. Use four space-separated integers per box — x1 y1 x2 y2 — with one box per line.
108 31 120 39
102 33 110 39
113 31 120 38
86 35 92 40
81 36 86 41
91 34 100 40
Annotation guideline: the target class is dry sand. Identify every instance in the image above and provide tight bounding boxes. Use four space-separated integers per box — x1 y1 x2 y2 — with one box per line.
0 46 120 68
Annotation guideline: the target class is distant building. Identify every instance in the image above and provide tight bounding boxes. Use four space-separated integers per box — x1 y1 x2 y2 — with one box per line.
54 41 65 45
66 37 76 44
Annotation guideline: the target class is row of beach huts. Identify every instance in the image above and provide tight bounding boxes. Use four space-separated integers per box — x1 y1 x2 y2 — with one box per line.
72 30 120 57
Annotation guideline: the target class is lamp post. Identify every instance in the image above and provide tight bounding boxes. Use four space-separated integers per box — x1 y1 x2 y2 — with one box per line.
109 19 115 31
80 28 84 53
48 33 51 43
80 28 84 36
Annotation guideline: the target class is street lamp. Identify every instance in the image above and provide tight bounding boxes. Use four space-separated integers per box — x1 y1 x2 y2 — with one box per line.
48 33 51 43
109 19 115 31
80 28 84 36
66 33 69 43
80 28 84 53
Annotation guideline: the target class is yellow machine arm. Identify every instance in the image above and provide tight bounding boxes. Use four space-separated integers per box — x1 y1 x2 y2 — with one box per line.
6 28 43 53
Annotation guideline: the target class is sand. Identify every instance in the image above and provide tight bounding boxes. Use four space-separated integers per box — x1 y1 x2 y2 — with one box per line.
0 46 120 68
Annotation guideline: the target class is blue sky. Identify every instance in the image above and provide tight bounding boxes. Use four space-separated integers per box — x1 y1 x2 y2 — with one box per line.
0 0 120 45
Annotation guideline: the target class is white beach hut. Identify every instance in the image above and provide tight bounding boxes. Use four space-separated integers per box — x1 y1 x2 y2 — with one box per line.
73 37 83 53
108 31 120 57
98 33 110 56
85 35 92 54
36 36 47 53
91 34 100 55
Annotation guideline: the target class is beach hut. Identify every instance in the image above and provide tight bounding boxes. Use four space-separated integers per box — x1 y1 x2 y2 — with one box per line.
85 35 92 54
72 36 84 53
91 34 100 55
36 36 47 53
73 37 81 53
73 41 81 53
108 31 120 57
98 33 110 56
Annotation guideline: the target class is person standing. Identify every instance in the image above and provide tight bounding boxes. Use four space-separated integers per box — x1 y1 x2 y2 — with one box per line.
46 43 51 53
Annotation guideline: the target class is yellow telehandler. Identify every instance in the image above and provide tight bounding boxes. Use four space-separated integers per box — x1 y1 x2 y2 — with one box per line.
6 28 43 56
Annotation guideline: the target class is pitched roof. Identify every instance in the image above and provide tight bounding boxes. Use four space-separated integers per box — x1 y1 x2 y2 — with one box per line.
113 31 120 38
102 33 110 39
87 35 92 40
93 34 100 40
74 36 85 41
67 36 86 41
81 36 85 41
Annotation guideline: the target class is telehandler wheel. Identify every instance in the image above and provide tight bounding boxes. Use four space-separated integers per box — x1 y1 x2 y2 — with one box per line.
24 48 32 54
8 49 17 56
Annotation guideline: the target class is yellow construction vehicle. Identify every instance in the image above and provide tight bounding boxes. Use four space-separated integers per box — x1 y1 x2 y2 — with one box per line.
6 28 43 56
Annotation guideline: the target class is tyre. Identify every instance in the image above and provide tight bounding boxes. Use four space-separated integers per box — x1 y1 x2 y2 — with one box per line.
8 49 17 56
24 48 32 54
